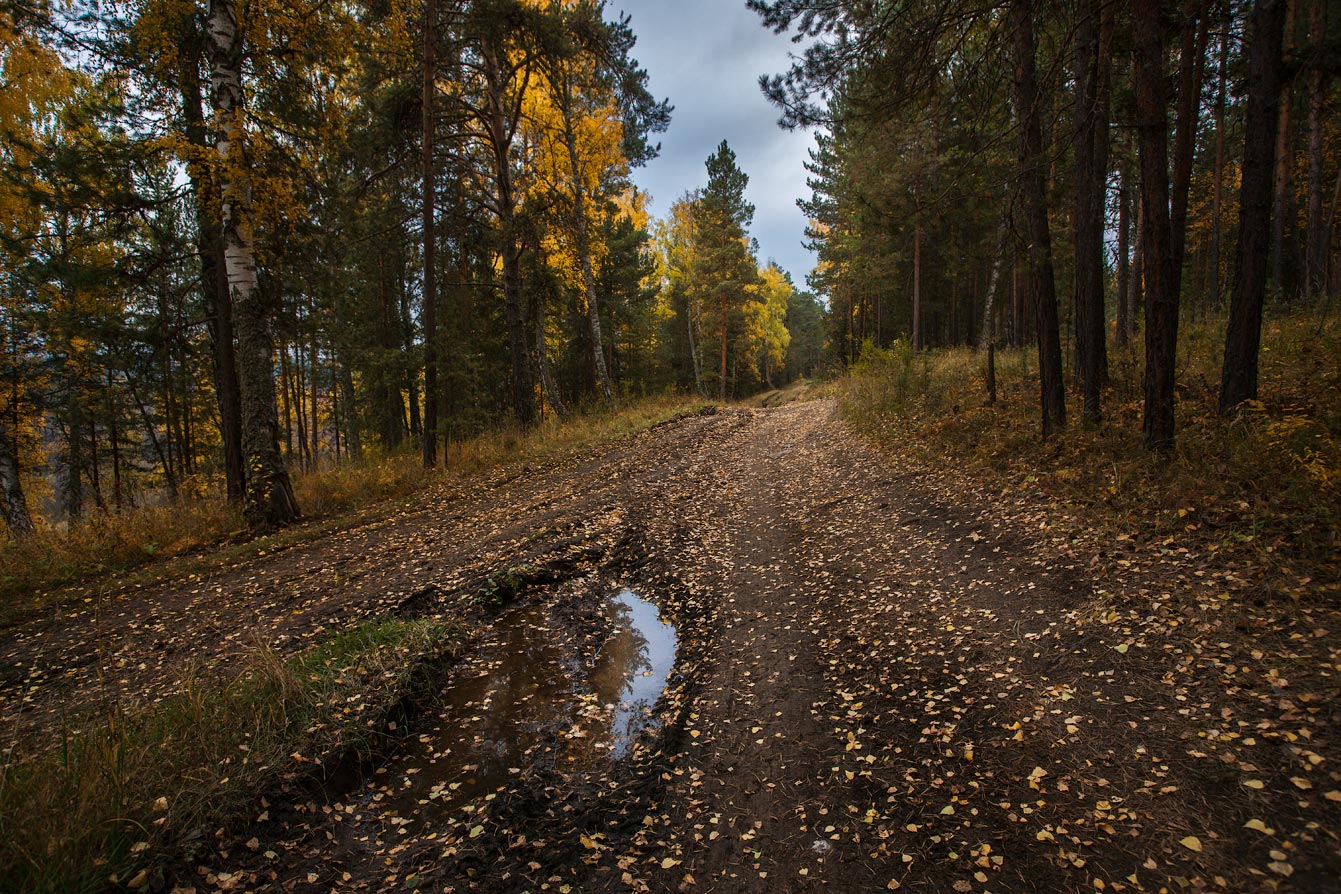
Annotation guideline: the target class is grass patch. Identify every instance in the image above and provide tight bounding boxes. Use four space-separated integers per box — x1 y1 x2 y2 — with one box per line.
841 312 1341 594
0 617 462 894
0 395 707 625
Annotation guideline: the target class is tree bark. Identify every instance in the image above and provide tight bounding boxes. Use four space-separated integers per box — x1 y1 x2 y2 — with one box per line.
718 290 729 401
1304 0 1329 299
1072 0 1112 424
1222 0 1289 414
535 307 568 419
1133 0 1182 451
421 0 439 468
0 410 34 539
1171 0 1211 280
1270 0 1300 298
1209 28 1231 308
177 10 243 504
482 38 537 426
207 0 300 526
1116 171 1131 348
1011 0 1066 438
977 218 1009 353
560 72 616 404
912 219 922 352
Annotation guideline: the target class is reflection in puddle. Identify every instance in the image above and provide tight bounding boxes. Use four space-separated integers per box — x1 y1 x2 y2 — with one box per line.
376 588 677 821
591 590 678 758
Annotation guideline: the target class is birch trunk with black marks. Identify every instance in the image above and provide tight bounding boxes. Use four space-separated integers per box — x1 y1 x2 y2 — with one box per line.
207 0 299 526
178 10 244 504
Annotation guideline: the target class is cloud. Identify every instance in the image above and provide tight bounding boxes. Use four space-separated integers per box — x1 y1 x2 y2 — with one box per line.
614 0 818 285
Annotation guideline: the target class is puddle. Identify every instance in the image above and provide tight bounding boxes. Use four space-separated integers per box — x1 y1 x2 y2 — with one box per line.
375 588 676 821
590 589 678 758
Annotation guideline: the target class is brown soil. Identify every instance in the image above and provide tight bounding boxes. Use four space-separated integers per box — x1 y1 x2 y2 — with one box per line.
4 401 1339 893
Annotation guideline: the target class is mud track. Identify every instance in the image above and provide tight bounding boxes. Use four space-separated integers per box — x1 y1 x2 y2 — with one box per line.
4 401 1339 892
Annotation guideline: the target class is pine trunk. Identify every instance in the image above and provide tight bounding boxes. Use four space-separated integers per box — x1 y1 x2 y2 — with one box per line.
483 39 537 426
1304 0 1328 299
1011 0 1066 438
1270 0 1300 298
1209 30 1230 308
1133 0 1182 451
421 0 439 467
912 220 922 352
1222 0 1289 414
1116 172 1131 348
1170 0 1211 280
561 74 615 404
1072 0 1112 423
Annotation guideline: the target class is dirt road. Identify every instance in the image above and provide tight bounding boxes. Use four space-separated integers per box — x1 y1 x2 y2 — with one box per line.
5 401 1339 892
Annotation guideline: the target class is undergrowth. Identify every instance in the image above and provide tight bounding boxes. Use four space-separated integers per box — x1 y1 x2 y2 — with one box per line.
0 394 705 621
0 618 462 894
842 311 1341 595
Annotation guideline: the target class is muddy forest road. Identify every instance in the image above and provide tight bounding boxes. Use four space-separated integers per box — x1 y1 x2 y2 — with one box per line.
5 400 1340 893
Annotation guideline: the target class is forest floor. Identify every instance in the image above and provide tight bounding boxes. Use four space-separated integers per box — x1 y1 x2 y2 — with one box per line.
3 399 1339 893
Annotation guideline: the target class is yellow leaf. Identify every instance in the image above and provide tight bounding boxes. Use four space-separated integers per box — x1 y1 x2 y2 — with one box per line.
661 857 681 869
1244 819 1269 833
1243 779 1265 789
1179 836 1203 853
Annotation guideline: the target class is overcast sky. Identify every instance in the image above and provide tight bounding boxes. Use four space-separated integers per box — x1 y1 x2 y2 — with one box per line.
612 0 819 286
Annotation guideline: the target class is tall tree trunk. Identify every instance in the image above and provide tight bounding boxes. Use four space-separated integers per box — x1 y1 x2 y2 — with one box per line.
421 0 439 468
536 307 568 419
561 74 616 404
718 291 729 402
912 219 922 352
483 39 537 426
338 353 360 459
1171 0 1211 280
1128 197 1144 343
207 0 300 526
1072 0 1113 424
107 375 123 510
1133 0 1182 451
1011 0 1066 437
1116 171 1131 347
977 218 1009 352
1304 0 1329 299
1222 0 1289 414
0 410 35 539
1271 0 1300 298
686 287 703 394
178 10 244 505
1209 28 1231 308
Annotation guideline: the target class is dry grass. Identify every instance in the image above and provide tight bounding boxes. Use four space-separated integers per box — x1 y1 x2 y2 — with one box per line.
0 618 461 894
841 311 1341 595
0 395 706 620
